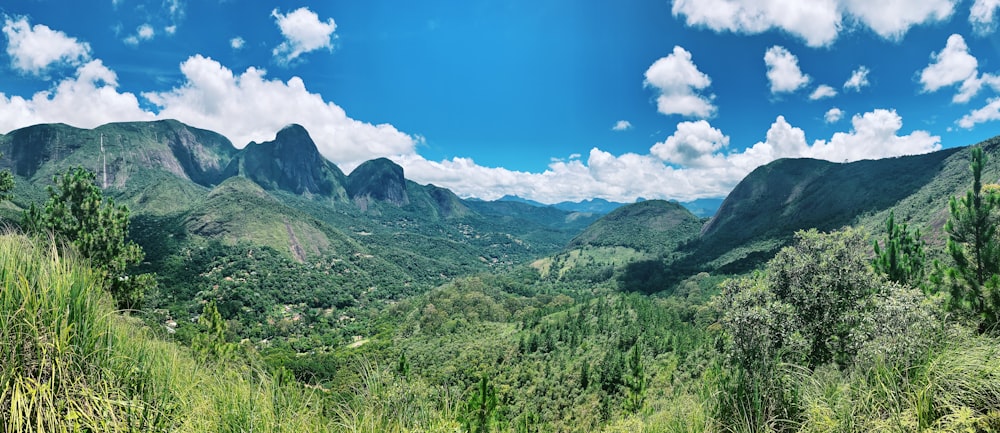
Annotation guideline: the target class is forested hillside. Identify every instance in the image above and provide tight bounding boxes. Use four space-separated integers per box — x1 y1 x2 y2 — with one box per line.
3 122 1000 432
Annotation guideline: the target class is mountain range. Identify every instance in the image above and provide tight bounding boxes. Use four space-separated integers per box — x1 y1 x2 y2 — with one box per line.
2 119 998 296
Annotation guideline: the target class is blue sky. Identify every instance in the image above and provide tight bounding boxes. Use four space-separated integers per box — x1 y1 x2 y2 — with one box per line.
2 0 1000 203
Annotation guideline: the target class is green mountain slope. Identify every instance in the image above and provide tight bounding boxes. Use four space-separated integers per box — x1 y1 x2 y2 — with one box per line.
0 119 238 188
232 124 349 201
689 147 964 274
569 199 703 254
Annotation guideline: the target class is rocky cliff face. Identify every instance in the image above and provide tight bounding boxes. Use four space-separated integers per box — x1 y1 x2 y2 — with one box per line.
231 124 349 201
346 157 410 207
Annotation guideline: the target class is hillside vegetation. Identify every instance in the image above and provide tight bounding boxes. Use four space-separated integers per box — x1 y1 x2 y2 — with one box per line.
5 121 1000 432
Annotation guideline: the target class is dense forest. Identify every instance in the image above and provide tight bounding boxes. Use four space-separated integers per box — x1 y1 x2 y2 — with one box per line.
2 128 1000 431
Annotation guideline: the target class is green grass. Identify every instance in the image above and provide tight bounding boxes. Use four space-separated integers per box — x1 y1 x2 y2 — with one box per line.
0 233 333 432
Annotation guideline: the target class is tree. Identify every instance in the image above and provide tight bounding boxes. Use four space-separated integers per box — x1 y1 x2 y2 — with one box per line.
873 210 926 287
0 152 13 202
23 167 149 309
942 146 1000 332
764 228 883 368
192 300 237 361
463 374 499 433
623 342 646 413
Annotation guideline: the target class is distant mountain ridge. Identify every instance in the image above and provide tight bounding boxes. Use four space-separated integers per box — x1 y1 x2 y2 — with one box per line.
497 195 723 217
4 118 999 297
0 121 598 279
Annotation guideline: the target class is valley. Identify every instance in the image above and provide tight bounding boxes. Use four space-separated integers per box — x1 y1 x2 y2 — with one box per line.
2 120 1000 432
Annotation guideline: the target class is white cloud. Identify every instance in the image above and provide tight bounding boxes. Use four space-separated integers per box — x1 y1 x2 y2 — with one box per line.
644 46 716 118
808 109 941 161
955 73 1000 104
971 0 1000 33
810 85 837 100
672 0 956 47
230 37 245 50
764 46 810 94
271 7 337 64
650 120 729 167
143 55 415 170
123 24 155 46
612 120 633 131
844 66 870 91
0 60 154 133
671 0 840 47
825 107 844 123
397 110 939 204
845 0 955 41
2 16 91 75
959 97 1000 128
165 25 177 35
920 34 978 93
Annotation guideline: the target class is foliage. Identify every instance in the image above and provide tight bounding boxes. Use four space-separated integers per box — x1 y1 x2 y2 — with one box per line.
761 228 883 368
715 227 945 429
873 210 926 288
623 342 647 413
463 375 500 433
0 152 13 202
22 167 149 309
192 300 238 361
0 234 332 432
942 146 1000 333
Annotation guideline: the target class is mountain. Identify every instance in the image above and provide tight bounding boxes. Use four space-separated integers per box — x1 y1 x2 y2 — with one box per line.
695 148 964 273
0 119 238 189
497 194 546 207
568 199 702 254
678 197 724 218
553 198 627 214
0 120 593 278
231 124 349 201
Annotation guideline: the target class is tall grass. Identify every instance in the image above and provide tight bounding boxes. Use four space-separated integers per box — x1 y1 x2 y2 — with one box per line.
795 330 1000 432
0 233 332 432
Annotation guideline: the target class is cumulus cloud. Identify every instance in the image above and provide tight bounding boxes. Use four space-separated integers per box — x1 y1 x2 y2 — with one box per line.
959 97 1000 128
0 60 154 133
650 120 729 167
271 7 337 64
825 107 844 123
230 37 245 50
810 85 837 100
955 73 1000 104
143 55 415 169
971 0 1000 33
765 46 810 94
396 109 939 203
807 109 941 161
124 23 155 45
2 16 91 75
643 46 716 118
612 120 633 131
671 0 840 47
918 34 1000 111
672 0 956 47
920 34 978 93
846 0 955 41
844 66 870 91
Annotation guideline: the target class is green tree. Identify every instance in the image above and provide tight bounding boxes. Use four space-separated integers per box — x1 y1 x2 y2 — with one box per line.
874 210 926 287
0 152 13 202
463 374 498 433
765 228 883 367
623 342 646 413
942 146 1000 332
192 300 237 361
23 167 149 309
